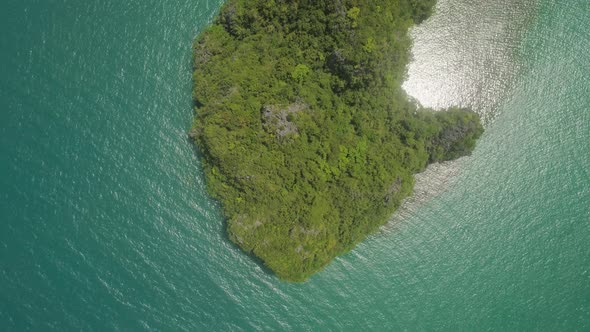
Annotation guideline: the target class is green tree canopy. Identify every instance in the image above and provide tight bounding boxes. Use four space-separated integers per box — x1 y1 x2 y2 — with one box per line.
191 0 483 281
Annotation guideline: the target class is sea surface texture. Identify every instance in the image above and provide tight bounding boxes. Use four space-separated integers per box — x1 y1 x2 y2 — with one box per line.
1 0 589 330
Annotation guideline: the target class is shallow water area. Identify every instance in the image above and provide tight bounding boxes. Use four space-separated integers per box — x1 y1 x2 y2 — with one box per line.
404 0 537 123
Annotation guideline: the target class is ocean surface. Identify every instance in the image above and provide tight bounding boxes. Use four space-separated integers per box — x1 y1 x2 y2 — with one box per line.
1 0 589 330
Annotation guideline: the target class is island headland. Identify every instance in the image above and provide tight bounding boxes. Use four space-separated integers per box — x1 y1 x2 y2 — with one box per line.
190 0 483 281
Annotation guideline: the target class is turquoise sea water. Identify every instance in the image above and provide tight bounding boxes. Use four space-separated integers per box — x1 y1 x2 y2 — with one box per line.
1 0 589 330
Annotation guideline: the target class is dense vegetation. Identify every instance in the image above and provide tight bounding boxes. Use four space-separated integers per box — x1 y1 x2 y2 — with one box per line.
191 0 483 281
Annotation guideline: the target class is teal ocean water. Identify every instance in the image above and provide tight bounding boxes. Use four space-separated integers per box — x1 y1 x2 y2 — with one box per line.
1 0 589 330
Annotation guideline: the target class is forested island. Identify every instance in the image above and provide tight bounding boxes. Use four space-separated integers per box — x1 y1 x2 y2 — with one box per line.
190 0 483 281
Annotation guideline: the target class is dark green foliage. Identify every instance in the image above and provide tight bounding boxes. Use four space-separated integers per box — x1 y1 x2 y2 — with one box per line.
410 0 437 23
191 0 483 281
